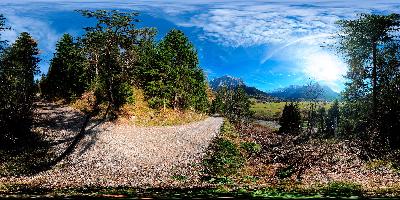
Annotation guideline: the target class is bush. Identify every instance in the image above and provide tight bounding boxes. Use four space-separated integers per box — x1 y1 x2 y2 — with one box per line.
321 181 362 197
240 141 261 155
211 86 253 123
71 91 97 113
204 138 244 177
276 165 295 179
279 102 302 134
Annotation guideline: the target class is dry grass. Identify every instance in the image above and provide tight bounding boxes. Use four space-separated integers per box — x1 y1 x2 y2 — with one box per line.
70 91 97 113
229 122 400 196
118 88 207 126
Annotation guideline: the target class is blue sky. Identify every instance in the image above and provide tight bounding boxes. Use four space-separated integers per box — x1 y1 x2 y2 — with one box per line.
1 0 399 92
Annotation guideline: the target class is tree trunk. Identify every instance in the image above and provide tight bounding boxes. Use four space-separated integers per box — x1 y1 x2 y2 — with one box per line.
372 41 378 122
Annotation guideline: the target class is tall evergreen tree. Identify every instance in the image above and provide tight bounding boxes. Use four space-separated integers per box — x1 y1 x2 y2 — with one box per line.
279 102 302 135
316 106 326 135
144 29 209 111
0 32 40 142
336 13 400 147
42 34 86 100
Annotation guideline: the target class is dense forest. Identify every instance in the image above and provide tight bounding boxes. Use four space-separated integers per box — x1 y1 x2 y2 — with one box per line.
0 10 400 198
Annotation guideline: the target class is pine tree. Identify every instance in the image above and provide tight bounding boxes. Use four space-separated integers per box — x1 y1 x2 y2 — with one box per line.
43 34 86 100
279 102 302 134
316 106 326 136
0 32 40 142
144 29 209 111
336 13 400 147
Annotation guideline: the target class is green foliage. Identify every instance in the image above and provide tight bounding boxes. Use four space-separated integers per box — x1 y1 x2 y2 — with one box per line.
78 10 156 112
211 86 253 123
204 120 244 177
0 32 40 143
316 106 326 135
276 165 295 179
171 175 187 181
321 181 362 197
118 82 135 105
40 34 87 101
140 29 209 112
336 13 400 148
326 99 339 137
204 138 244 177
240 141 261 155
279 102 302 134
219 119 239 138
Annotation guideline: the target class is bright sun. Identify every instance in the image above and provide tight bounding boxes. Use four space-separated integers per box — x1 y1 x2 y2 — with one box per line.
303 52 346 91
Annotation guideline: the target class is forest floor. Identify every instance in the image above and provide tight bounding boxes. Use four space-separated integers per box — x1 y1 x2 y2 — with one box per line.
0 101 223 189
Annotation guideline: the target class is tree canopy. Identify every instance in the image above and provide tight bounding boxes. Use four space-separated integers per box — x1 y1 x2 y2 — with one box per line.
336 13 400 148
41 34 86 100
0 32 40 143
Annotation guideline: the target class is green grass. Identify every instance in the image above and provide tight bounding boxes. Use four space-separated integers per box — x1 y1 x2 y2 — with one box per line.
251 101 332 120
320 181 362 197
240 141 262 155
0 185 331 199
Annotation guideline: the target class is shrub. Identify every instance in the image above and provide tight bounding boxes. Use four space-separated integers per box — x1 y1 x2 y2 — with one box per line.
204 138 244 177
211 86 253 123
240 141 261 155
71 91 97 113
276 165 295 179
279 102 302 134
321 181 362 197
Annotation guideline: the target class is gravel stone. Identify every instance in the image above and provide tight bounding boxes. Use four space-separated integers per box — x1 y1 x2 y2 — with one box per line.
1 102 223 189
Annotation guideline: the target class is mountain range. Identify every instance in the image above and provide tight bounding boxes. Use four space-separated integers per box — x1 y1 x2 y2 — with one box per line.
268 84 340 101
209 75 271 100
209 75 340 101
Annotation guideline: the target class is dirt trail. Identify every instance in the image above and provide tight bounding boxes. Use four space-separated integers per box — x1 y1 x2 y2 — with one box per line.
3 102 223 188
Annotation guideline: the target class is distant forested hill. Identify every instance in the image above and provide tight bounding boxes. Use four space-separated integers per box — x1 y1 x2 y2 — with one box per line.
268 83 340 101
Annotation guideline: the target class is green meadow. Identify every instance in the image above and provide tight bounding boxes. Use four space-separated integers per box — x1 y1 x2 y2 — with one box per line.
251 101 332 120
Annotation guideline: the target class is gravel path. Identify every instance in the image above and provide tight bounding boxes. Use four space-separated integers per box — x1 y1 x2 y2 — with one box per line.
3 102 223 189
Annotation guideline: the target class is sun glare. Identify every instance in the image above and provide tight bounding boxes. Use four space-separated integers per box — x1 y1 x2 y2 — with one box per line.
303 51 346 89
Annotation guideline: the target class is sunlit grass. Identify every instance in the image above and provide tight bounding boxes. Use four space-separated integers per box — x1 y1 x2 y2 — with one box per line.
251 101 332 120
118 88 207 126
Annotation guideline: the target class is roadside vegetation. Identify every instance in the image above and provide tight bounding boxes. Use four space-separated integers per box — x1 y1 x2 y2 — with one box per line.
1 10 400 199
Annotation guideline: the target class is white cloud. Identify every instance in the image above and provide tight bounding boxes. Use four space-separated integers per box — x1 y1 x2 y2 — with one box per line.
178 1 400 47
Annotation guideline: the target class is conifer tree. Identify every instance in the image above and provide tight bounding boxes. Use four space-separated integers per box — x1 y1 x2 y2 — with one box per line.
144 29 209 111
279 102 302 134
336 13 400 147
0 32 40 142
317 106 326 135
42 34 86 100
